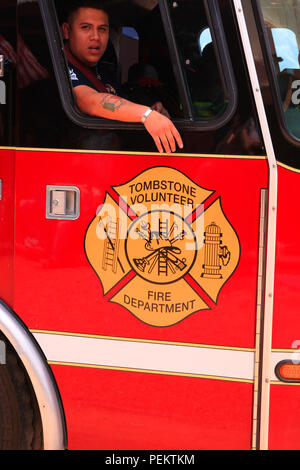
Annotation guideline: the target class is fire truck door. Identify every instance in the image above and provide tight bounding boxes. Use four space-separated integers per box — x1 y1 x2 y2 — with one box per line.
247 0 300 450
10 0 271 450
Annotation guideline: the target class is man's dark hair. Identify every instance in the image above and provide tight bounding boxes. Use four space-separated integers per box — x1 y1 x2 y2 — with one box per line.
57 0 110 24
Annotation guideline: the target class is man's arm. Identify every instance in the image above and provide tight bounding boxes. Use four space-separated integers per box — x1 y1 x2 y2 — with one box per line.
73 85 183 153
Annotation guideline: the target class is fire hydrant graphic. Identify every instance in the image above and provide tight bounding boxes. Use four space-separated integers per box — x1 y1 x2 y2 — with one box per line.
201 222 231 279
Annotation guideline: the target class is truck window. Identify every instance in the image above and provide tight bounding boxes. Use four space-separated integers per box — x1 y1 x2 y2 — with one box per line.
260 0 300 141
16 0 236 151
168 1 225 119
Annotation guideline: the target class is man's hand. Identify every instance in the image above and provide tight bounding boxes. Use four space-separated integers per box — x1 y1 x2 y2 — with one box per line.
73 86 183 153
143 109 183 154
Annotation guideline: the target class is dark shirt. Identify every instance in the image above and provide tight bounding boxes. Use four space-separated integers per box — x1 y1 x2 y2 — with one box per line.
68 61 125 97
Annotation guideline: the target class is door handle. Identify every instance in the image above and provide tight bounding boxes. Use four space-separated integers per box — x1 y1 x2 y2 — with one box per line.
46 185 80 220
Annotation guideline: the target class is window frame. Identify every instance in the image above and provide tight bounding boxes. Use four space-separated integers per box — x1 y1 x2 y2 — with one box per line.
38 0 237 132
252 0 300 148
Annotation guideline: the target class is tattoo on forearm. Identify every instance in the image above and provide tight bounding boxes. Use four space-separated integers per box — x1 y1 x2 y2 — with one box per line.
99 94 125 112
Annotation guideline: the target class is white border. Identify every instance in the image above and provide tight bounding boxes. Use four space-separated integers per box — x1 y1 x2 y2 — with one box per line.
232 0 278 450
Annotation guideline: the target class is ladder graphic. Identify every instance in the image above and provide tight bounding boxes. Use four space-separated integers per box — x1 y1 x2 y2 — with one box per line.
159 219 169 239
158 250 168 275
102 218 120 274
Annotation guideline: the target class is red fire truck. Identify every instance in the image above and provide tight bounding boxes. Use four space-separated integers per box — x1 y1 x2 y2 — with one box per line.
1 0 300 450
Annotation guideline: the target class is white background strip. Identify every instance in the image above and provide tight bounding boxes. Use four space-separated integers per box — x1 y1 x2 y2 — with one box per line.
33 332 254 381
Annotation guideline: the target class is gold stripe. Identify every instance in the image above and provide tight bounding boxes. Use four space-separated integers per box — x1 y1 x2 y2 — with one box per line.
277 161 300 173
0 145 267 159
272 348 300 353
30 329 255 352
271 381 300 386
48 360 253 383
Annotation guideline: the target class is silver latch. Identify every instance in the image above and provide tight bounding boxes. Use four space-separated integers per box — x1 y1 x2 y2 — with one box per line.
0 55 4 78
46 185 80 220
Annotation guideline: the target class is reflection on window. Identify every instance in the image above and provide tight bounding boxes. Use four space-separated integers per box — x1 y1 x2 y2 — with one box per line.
261 0 300 139
272 28 299 72
199 28 212 56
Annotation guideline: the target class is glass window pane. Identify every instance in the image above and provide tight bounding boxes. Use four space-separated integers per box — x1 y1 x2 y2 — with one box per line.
260 0 300 139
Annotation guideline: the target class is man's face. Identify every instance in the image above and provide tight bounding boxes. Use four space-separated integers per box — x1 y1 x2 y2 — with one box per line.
63 8 109 67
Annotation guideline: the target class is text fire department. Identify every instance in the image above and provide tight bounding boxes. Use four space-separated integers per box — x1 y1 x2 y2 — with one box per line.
124 292 197 314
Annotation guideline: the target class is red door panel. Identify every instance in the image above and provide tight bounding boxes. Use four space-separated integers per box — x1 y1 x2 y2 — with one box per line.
269 165 300 450
13 149 267 449
0 148 15 306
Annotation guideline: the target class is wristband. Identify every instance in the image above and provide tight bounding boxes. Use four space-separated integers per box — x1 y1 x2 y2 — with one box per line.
141 108 153 124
